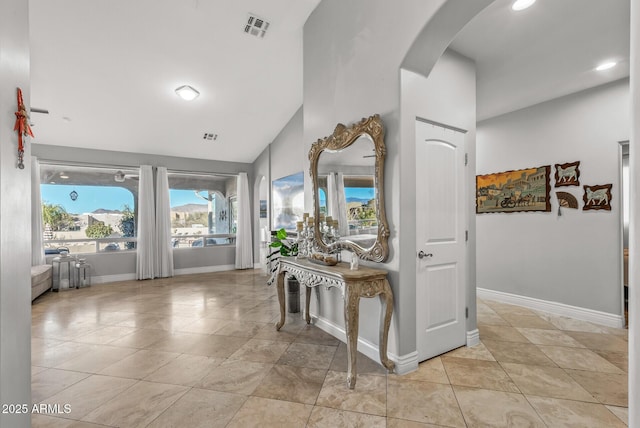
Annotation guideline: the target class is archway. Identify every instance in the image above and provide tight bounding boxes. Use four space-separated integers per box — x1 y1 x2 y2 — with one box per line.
255 175 270 273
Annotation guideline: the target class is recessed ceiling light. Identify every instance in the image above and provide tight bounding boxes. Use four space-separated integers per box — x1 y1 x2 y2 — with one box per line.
59 172 69 179
596 61 617 71
175 85 200 101
512 0 536 11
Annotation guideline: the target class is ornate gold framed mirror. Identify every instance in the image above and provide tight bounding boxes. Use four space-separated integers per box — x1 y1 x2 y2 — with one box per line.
309 114 390 262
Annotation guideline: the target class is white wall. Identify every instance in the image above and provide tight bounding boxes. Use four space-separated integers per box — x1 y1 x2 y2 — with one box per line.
251 106 303 255
0 0 31 425
303 0 480 369
270 107 304 183
628 3 639 425
477 79 630 316
400 48 478 343
304 0 444 365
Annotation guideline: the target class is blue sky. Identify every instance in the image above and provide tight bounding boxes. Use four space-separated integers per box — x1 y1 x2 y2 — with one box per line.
41 184 207 214
41 185 134 214
345 187 375 201
41 183 373 214
169 190 211 207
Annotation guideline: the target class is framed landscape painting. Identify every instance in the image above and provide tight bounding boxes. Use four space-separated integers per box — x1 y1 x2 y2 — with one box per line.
476 165 551 214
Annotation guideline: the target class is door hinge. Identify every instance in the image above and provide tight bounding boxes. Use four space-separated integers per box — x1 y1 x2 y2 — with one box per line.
465 307 469 319
464 153 468 166
465 230 468 242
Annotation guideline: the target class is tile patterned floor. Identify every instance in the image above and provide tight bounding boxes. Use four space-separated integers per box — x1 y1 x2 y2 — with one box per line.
31 269 629 427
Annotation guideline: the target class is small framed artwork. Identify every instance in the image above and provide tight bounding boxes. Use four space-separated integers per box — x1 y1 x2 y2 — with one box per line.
554 161 580 187
476 165 551 214
583 184 612 211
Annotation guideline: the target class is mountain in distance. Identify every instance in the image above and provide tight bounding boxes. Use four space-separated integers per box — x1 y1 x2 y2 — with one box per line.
346 197 372 204
92 208 122 214
171 203 208 213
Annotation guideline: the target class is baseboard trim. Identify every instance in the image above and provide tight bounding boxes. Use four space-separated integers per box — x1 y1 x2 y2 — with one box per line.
477 288 624 328
174 264 236 276
311 314 418 375
390 351 419 375
93 265 238 284
92 273 136 284
466 328 480 347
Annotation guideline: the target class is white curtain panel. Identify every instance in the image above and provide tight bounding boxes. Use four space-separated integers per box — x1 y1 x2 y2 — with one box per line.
336 172 349 236
327 172 339 220
136 165 155 279
235 172 254 269
31 157 45 266
155 167 174 278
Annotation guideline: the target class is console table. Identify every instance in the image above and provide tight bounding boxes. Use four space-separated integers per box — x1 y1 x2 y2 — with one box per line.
275 257 395 388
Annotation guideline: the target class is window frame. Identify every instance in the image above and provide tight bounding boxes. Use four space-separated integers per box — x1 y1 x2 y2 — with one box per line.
39 162 139 255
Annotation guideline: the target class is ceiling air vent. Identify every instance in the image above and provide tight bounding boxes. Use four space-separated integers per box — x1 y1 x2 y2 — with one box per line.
244 14 270 38
203 133 218 141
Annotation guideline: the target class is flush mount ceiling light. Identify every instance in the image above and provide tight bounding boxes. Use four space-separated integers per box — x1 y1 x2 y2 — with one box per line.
175 85 200 101
596 61 617 71
512 0 536 11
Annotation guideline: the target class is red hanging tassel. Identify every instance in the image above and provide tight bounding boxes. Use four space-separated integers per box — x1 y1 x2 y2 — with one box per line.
14 88 34 169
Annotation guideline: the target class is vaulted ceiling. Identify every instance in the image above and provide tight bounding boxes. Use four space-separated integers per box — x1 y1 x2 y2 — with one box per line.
29 0 629 164
29 0 321 164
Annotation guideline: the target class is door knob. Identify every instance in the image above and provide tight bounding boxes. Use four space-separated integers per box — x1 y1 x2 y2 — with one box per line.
418 250 433 259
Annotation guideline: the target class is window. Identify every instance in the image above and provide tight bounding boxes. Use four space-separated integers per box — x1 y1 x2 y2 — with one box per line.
168 172 237 248
313 176 328 216
40 164 138 254
229 196 238 233
344 175 377 233
318 188 327 215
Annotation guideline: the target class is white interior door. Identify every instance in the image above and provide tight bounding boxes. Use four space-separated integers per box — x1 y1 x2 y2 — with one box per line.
416 120 467 361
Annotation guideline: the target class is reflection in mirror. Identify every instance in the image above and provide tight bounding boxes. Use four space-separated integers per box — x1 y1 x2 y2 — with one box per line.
309 114 389 262
318 138 377 249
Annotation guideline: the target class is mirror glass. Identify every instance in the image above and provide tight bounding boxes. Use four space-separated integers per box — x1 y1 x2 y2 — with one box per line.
317 137 378 249
310 115 389 262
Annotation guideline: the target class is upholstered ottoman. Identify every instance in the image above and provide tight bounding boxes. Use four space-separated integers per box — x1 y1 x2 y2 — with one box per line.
31 264 52 301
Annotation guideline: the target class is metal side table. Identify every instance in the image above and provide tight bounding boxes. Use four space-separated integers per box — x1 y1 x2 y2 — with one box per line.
74 259 92 288
52 255 76 291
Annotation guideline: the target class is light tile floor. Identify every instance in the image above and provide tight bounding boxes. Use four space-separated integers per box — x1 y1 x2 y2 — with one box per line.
31 269 629 427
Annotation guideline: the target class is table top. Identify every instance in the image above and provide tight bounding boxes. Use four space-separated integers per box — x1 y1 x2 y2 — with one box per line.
279 256 388 281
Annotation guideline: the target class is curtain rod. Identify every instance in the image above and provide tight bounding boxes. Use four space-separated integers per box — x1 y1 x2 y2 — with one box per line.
167 169 239 178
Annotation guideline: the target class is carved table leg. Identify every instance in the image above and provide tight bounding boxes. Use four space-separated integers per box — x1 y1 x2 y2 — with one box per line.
275 272 286 331
344 287 360 389
379 279 395 372
305 285 312 324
